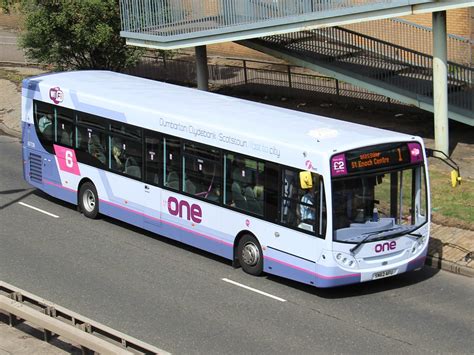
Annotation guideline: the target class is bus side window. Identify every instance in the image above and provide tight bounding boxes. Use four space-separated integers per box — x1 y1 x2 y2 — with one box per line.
225 154 264 216
109 134 143 179
281 169 298 226
145 133 162 186
281 169 324 237
56 106 74 147
264 162 279 222
34 101 55 150
164 137 181 190
183 142 222 202
75 112 107 168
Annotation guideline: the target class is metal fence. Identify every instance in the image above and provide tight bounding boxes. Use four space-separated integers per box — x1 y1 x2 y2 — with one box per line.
120 0 412 37
127 55 404 105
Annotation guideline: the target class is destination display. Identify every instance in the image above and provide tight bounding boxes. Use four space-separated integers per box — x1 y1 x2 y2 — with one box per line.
331 142 423 177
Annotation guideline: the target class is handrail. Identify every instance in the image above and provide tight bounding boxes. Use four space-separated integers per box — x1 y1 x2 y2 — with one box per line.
391 18 473 44
258 25 473 110
344 18 473 66
323 26 472 73
120 0 425 36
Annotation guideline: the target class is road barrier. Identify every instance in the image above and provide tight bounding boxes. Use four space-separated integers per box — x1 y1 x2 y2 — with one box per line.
0 281 170 355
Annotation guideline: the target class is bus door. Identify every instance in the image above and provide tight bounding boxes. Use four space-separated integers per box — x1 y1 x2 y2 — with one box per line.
143 133 162 227
277 169 325 265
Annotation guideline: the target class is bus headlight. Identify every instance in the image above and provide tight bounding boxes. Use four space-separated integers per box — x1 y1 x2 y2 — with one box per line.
333 252 358 269
412 235 427 254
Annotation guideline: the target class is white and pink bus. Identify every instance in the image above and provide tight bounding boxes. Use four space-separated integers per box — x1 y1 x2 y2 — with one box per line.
21 71 430 288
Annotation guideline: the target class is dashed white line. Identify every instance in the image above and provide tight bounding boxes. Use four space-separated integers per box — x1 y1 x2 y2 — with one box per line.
222 278 287 302
18 202 59 218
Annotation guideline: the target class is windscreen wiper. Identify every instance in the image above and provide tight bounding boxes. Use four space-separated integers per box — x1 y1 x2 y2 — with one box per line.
403 226 425 239
350 227 402 254
407 232 423 239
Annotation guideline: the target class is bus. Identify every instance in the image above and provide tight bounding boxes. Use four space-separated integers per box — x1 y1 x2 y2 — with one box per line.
21 71 430 288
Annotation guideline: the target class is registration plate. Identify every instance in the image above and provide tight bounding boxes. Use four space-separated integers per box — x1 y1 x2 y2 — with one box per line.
372 269 397 280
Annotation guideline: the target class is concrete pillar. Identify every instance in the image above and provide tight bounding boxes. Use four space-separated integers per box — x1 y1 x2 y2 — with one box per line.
195 45 209 91
432 11 449 156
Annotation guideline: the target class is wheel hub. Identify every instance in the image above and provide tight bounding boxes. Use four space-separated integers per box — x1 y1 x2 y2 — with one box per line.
83 190 96 212
242 242 260 266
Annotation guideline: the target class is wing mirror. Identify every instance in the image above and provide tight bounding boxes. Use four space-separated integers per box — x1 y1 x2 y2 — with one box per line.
426 148 461 187
451 170 462 188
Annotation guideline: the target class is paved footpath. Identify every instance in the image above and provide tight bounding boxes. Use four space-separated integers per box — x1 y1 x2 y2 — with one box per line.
428 223 474 277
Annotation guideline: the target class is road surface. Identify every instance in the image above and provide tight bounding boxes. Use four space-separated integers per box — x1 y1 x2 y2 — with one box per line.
1 133 473 354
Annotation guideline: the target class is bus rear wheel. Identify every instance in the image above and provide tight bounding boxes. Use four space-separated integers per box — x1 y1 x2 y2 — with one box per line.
237 234 263 276
79 182 99 219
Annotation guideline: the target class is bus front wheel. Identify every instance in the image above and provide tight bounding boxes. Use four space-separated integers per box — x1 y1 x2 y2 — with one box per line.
79 182 99 219
237 234 263 276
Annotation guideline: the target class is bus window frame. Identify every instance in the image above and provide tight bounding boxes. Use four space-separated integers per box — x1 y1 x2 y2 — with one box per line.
31 100 328 239
108 122 144 179
33 100 56 154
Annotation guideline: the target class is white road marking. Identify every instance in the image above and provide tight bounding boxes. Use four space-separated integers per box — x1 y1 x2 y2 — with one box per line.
18 202 59 218
222 278 287 302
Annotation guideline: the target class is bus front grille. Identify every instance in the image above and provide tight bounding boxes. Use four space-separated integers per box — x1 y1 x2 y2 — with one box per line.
29 153 42 183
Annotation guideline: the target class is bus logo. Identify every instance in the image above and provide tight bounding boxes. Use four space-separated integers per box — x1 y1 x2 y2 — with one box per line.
167 196 202 224
408 143 423 163
49 87 64 104
375 241 397 253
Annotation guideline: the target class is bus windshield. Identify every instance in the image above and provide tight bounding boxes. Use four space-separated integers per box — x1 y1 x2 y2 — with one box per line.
332 165 427 243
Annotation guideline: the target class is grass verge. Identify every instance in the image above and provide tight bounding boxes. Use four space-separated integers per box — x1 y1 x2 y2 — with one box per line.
430 167 473 229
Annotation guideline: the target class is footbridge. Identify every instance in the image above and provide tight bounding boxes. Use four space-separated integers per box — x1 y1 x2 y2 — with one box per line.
119 0 474 154
238 24 473 126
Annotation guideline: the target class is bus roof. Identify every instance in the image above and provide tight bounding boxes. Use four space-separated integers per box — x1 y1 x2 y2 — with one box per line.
24 70 419 167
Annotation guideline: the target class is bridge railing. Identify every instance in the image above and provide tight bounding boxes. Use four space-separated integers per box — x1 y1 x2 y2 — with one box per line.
120 0 425 38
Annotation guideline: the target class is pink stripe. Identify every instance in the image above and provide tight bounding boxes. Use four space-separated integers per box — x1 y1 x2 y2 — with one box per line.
264 255 360 280
43 179 77 193
99 198 233 247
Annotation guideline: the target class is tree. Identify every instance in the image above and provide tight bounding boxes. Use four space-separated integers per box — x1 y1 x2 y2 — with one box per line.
1 0 13 13
1 0 20 14
20 0 143 71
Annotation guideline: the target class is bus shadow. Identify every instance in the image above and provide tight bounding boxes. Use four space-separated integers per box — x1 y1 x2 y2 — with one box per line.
0 189 36 211
266 266 440 299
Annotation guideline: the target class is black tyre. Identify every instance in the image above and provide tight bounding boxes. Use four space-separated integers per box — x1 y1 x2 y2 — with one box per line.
79 182 99 219
237 234 263 276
